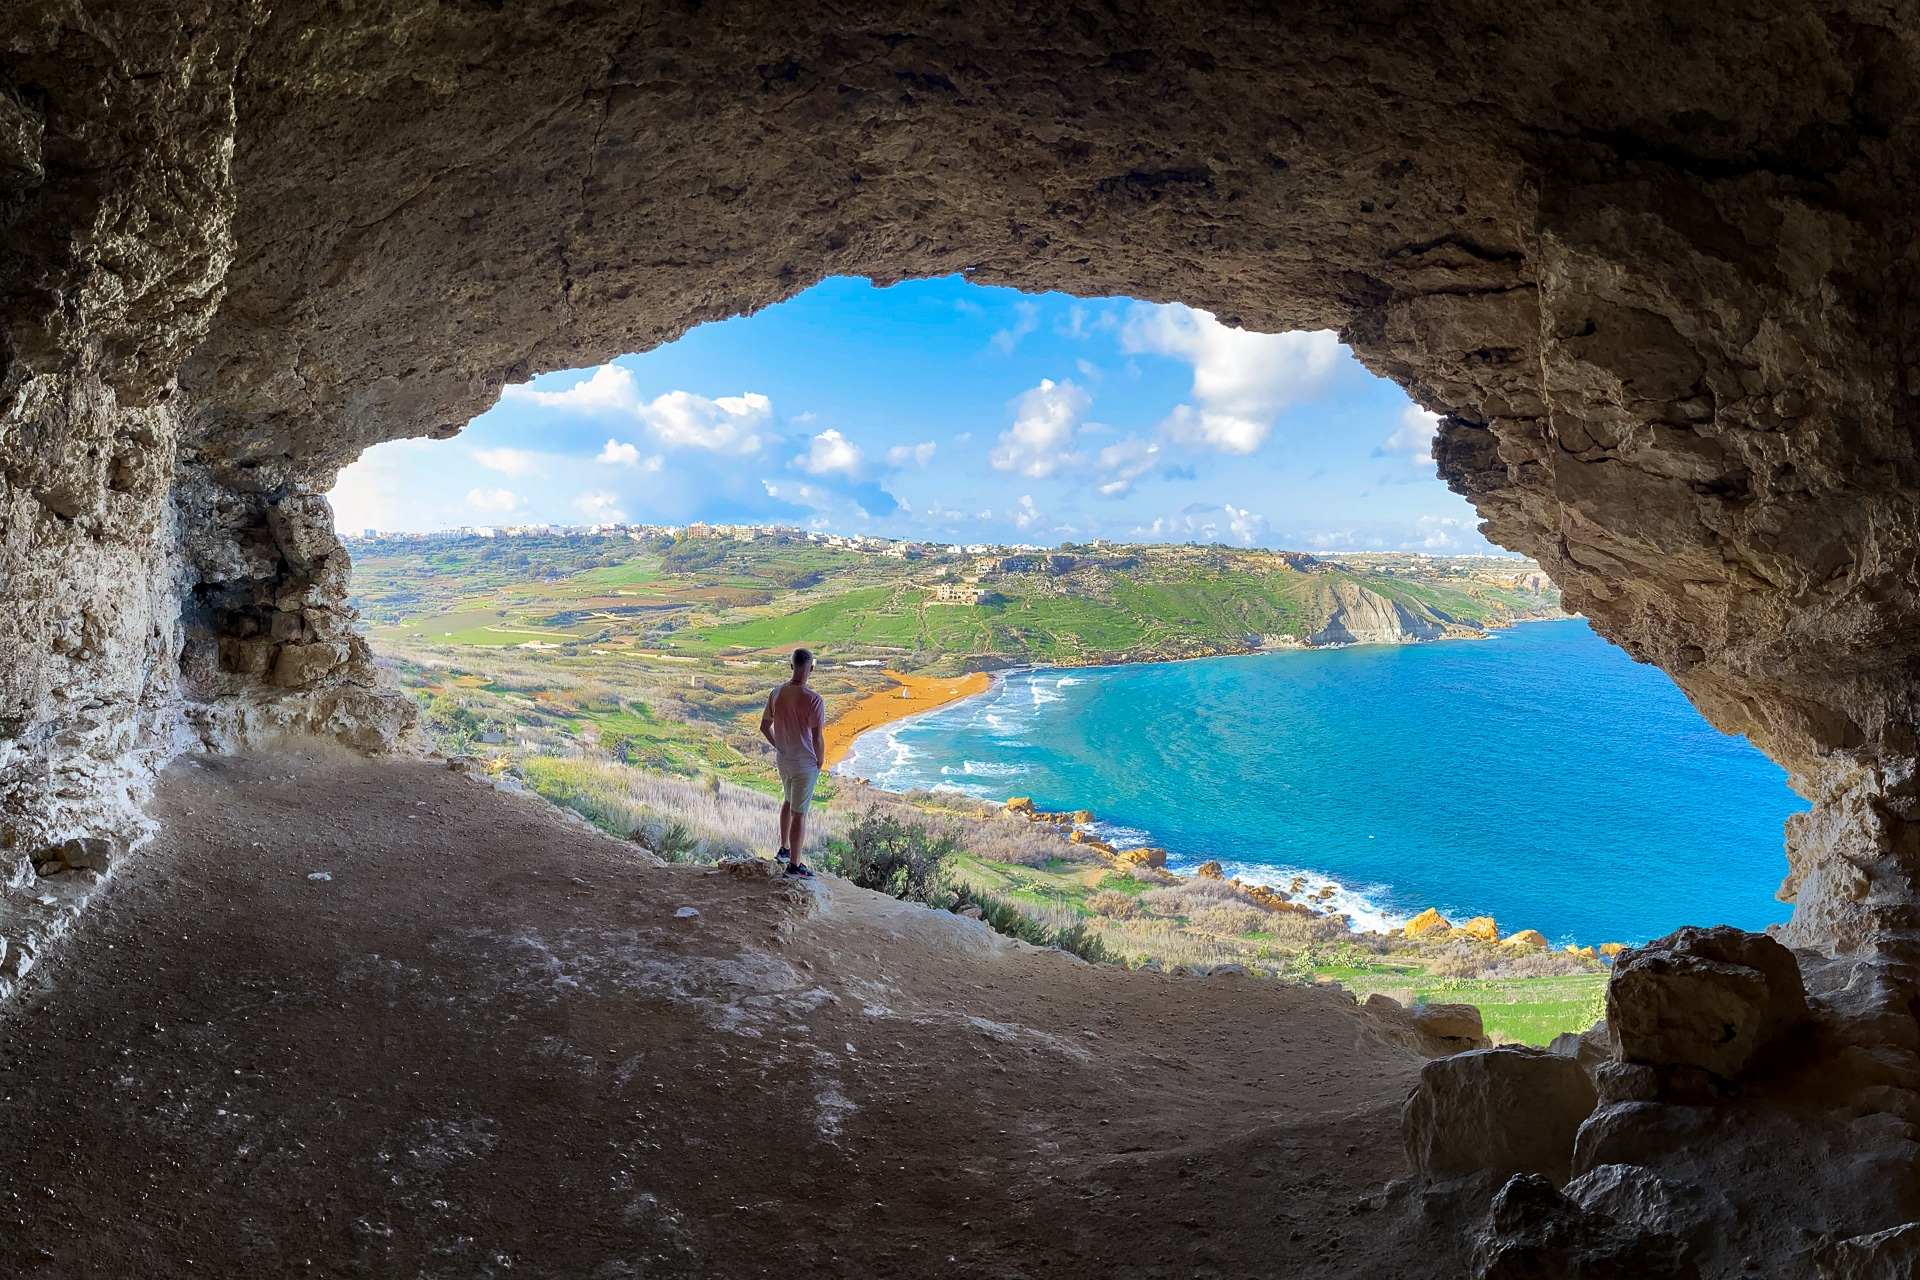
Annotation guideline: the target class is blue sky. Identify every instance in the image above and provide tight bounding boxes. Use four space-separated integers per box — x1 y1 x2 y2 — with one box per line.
329 275 1497 552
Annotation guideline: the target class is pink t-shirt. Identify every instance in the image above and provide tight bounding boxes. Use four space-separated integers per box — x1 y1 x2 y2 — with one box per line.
764 683 825 769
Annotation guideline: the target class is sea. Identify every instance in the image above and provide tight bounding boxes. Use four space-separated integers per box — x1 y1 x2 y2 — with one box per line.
836 618 1809 947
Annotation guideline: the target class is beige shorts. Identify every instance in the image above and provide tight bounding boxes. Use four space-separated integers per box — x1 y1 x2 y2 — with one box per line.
778 762 820 814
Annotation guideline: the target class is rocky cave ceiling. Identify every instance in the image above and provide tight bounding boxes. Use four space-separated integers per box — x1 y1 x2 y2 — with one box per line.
3 0 1920 956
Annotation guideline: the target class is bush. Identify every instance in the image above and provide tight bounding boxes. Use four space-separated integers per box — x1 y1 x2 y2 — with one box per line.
1086 890 1140 919
829 810 958 903
633 819 698 863
1139 877 1246 916
1187 904 1269 937
956 887 1116 964
966 823 1093 867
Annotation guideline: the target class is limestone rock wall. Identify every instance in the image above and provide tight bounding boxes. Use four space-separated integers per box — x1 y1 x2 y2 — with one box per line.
5 1 1920 962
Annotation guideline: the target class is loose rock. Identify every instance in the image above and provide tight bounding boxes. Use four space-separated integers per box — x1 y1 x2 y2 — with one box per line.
1403 1047 1599 1184
1607 926 1809 1081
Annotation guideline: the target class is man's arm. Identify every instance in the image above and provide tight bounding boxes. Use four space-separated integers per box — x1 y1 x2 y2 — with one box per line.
811 695 826 766
759 690 777 748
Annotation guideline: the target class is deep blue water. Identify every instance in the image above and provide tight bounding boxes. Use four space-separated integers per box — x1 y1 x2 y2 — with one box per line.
837 619 1808 946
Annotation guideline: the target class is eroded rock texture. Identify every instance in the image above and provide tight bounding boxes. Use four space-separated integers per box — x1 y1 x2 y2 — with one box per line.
4 5 1920 959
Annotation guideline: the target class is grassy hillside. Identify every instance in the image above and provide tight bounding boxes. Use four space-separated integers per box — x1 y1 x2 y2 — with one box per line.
349 529 1559 790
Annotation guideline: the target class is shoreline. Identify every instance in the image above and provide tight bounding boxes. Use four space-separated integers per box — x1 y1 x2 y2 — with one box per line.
822 670 995 767
832 622 1622 952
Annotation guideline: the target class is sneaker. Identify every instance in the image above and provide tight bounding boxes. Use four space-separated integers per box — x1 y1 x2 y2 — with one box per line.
784 863 813 878
776 847 790 861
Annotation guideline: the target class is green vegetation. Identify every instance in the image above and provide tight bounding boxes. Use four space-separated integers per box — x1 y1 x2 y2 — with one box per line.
355 529 1561 792
354 528 1593 1042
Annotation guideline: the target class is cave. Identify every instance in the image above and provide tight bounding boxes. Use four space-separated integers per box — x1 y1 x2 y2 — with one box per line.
6 2 1920 1274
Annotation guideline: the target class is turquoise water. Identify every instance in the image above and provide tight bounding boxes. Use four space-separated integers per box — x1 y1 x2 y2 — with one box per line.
837 619 1807 946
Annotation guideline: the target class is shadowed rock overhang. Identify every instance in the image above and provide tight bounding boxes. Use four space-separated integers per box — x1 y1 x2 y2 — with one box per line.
4 6 1920 962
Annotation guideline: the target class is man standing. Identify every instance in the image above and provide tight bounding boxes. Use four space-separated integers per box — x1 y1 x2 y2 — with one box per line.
759 647 826 877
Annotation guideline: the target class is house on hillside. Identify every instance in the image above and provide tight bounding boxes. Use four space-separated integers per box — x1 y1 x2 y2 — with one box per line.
931 582 990 605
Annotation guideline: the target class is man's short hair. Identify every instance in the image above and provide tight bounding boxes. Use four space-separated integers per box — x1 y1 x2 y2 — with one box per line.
792 647 814 669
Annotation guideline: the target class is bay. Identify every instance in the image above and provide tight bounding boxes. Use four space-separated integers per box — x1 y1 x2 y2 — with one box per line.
836 618 1808 946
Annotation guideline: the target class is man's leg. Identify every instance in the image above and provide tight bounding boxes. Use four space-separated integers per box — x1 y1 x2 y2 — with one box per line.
778 799 793 854
789 809 806 866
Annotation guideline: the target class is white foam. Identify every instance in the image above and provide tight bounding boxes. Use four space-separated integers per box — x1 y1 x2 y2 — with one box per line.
1199 860 1416 935
950 760 1030 778
1080 820 1152 850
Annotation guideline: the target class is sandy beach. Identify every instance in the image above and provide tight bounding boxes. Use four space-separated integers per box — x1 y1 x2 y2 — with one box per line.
823 670 994 766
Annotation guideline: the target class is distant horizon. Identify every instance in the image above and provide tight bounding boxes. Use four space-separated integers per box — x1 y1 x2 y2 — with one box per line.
339 520 1532 562
329 275 1499 554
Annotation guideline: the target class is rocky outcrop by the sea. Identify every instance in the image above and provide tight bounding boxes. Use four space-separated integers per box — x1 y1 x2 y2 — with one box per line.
1309 580 1467 646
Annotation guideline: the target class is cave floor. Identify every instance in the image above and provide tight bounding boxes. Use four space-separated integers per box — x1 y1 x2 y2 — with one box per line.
0 745 1426 1278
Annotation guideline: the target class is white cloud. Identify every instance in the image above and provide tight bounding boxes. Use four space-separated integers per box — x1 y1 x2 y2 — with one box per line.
1224 503 1266 545
887 441 937 468
327 437 440 532
466 487 518 513
990 301 1040 355
1410 514 1463 549
573 490 627 523
1012 494 1045 530
1377 405 1441 467
597 440 663 470
637 390 770 455
1094 436 1163 497
1121 304 1343 453
501 363 637 412
472 447 543 477
990 378 1090 478
796 429 864 477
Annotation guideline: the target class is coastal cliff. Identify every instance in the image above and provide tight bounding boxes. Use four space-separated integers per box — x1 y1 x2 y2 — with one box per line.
1308 580 1461 646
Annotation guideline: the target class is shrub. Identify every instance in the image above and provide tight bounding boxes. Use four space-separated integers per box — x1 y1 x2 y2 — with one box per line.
958 889 1115 964
1139 877 1246 916
966 823 1093 867
830 810 958 903
1428 945 1482 979
1086 890 1140 919
633 819 698 863
1187 904 1269 937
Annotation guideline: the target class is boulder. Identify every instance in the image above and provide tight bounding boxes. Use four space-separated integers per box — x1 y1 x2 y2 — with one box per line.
1405 908 1452 937
718 854 779 879
1607 925 1809 1080
54 836 114 872
1413 1003 1489 1046
1403 1047 1599 1184
266 493 344 572
1195 860 1225 880
1565 1163 1731 1259
1459 916 1501 943
1599 942 1626 958
272 641 350 688
1817 1221 1920 1280
1474 1173 1697 1279
1503 929 1550 948
1003 796 1036 816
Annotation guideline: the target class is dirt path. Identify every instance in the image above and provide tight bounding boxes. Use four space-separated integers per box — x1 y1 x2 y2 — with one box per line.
0 744 1433 1277
823 671 994 766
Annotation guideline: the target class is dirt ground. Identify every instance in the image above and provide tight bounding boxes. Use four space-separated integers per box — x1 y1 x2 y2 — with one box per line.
0 744 1434 1278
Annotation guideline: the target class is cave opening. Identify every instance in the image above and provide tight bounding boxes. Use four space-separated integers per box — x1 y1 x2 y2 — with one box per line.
321 274 1807 964
8 3 1920 1271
